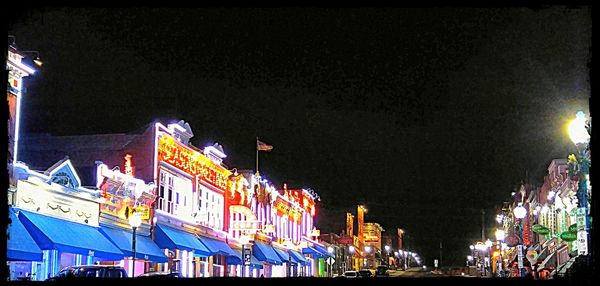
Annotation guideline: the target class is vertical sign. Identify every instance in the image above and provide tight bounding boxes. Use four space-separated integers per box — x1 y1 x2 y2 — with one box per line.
577 230 588 255
576 208 586 231
243 248 252 265
357 205 365 243
124 154 134 177
517 245 524 269
346 212 354 237
434 259 438 268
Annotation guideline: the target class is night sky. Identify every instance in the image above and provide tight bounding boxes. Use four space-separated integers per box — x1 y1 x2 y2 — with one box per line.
8 7 591 267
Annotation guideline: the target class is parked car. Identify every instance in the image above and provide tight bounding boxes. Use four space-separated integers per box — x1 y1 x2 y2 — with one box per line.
375 265 389 277
342 270 359 278
358 269 372 277
137 271 182 278
47 265 127 280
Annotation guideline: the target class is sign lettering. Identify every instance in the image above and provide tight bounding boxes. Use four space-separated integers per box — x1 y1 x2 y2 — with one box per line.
158 135 230 190
517 245 524 269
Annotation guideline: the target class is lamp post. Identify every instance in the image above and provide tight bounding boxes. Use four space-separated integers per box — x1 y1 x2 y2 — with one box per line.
469 245 475 266
568 111 591 257
495 229 505 277
514 204 527 277
364 246 371 269
349 246 355 271
484 239 493 277
240 234 250 278
128 212 142 277
384 245 391 266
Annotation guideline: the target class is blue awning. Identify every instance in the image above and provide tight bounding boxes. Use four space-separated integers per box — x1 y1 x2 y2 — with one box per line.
17 209 124 260
99 225 168 263
252 242 283 265
7 209 43 261
302 246 325 257
154 224 211 256
197 236 236 257
226 248 264 269
313 243 334 257
289 250 309 265
272 247 292 263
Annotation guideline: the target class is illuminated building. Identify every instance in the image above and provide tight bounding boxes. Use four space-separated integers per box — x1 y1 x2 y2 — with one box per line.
8 159 124 280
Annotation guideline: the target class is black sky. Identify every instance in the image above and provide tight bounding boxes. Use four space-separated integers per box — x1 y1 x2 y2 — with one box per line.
9 7 591 266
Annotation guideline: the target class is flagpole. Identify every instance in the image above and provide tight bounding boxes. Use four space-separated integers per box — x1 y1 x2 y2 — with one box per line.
256 137 259 176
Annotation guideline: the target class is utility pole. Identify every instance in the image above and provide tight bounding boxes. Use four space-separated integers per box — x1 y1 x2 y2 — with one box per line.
439 241 443 268
481 209 485 241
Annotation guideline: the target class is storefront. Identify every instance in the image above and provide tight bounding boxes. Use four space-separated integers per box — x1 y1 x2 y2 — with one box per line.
10 159 125 280
152 121 236 277
95 161 169 276
7 208 43 281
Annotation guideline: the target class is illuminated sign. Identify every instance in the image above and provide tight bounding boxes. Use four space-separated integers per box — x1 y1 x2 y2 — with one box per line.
97 163 155 222
124 154 134 176
157 134 230 190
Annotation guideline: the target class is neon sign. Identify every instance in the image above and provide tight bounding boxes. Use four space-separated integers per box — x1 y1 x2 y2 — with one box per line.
157 134 230 190
124 154 134 176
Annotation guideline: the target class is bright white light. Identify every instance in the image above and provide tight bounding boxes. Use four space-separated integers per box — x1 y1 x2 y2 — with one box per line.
385 245 391 252
501 243 508 250
467 255 473 261
469 245 475 250
568 111 590 145
485 239 493 248
128 212 142 228
496 214 504 224
513 204 527 219
394 251 399 256
548 191 556 200
364 246 371 253
327 246 334 253
495 229 505 241
349 246 355 253
475 244 486 251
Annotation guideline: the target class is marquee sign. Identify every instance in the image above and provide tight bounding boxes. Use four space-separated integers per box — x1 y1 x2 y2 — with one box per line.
157 134 231 190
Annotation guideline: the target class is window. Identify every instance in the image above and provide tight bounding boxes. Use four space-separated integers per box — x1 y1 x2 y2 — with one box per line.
198 185 224 230
158 169 192 216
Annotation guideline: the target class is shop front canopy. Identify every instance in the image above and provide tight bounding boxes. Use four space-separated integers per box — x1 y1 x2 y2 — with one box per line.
289 249 309 265
302 244 330 258
272 247 293 264
154 224 211 256
253 241 283 265
7 208 43 261
99 225 168 263
17 209 124 260
226 248 264 269
197 236 237 257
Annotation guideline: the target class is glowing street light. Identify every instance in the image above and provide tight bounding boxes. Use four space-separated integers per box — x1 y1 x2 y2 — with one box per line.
128 212 142 277
568 111 590 145
567 111 591 258
513 203 527 277
495 229 505 242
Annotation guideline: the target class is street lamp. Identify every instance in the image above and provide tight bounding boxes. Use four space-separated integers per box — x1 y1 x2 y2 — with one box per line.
239 234 251 278
384 245 391 266
349 246 355 271
364 246 371 268
568 111 591 257
128 212 142 277
513 203 527 277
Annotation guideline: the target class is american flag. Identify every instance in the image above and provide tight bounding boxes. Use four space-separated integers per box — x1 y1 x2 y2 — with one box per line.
257 140 273 151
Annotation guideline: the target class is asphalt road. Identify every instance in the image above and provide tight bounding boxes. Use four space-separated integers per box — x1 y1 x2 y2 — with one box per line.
388 268 440 278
